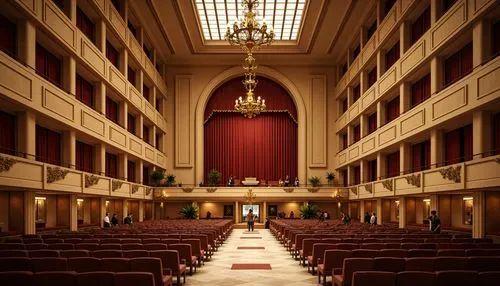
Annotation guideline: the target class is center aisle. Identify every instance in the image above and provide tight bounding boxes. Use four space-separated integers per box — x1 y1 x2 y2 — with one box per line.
188 229 317 286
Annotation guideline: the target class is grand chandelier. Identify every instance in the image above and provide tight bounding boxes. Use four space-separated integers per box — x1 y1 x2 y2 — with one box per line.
225 0 274 118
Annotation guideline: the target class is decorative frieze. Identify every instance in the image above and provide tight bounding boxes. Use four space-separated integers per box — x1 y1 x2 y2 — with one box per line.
382 179 393 191
0 156 16 172
307 188 319 193
284 188 294 193
85 174 100 188
146 188 153 196
47 167 69 183
182 188 194 193
131 185 139 194
364 184 373 193
206 188 217 193
404 174 421 187
112 180 123 191
350 187 358 195
439 166 461 183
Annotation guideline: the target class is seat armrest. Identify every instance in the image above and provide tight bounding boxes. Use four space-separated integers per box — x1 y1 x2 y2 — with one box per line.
181 258 187 265
333 274 343 285
163 268 172 276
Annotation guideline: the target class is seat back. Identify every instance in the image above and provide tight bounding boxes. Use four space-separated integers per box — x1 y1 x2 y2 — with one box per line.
60 250 90 258
130 257 164 286
101 258 130 272
467 256 500 271
25 244 48 251
48 243 74 250
75 243 99 251
169 244 193 265
0 271 34 286
374 257 406 272
405 257 435 272
342 258 374 286
29 250 60 258
76 271 115 286
301 238 322 257
437 249 465 257
67 257 102 272
385 243 402 249
361 243 386 250
114 272 154 286
92 250 123 258
433 256 467 271
478 271 500 286
43 238 64 244
160 250 182 273
121 239 141 244
99 244 121 250
380 249 407 258
352 249 380 258
183 239 202 257
0 250 28 257
142 238 161 244
396 271 436 286
295 234 313 250
63 238 82 244
33 271 77 286
436 270 478 286
123 250 149 258
122 243 143 250
0 257 32 272
312 243 336 264
100 238 121 244
161 238 180 246
337 243 358 250
407 249 437 257
32 257 67 272
143 243 168 251
352 271 396 286
0 243 26 250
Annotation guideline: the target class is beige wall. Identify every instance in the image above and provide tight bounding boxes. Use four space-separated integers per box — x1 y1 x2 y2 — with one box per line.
439 195 452 227
276 202 302 217
406 198 416 224
162 202 189 219
450 195 472 230
0 192 9 232
9 192 24 233
485 191 500 235
46 195 57 227
199 202 225 218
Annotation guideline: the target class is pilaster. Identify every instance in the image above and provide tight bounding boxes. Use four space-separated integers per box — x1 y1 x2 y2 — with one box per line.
64 56 76 95
24 192 35 235
430 129 444 168
70 194 78 232
376 198 383 225
96 143 106 176
473 111 491 159
63 130 76 169
398 197 406 228
359 200 366 223
139 201 144 222
377 152 387 180
472 192 485 238
18 20 36 69
17 111 36 160
430 56 443 95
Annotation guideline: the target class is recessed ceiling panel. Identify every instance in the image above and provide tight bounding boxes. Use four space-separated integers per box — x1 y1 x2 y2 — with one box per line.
195 0 306 41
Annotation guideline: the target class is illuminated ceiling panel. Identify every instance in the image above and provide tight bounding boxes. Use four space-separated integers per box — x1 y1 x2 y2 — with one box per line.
195 0 306 41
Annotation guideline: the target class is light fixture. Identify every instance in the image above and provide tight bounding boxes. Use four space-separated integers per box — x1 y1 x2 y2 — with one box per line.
35 197 46 201
463 197 473 201
105 200 110 206
395 200 400 205
226 0 274 118
423 198 431 203
77 198 84 205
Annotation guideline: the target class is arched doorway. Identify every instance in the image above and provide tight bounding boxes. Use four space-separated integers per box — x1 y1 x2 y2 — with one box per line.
203 77 298 185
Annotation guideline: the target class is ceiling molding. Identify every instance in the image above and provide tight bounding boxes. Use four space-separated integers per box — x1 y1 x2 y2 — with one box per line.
172 0 197 54
147 0 176 55
305 0 329 54
327 0 357 55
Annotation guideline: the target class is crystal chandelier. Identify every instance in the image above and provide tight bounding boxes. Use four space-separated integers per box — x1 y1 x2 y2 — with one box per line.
225 0 274 118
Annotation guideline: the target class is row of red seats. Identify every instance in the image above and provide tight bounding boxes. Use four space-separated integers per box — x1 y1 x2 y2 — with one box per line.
0 257 173 286
331 257 500 286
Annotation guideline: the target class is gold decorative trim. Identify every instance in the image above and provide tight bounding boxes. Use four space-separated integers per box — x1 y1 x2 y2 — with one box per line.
47 167 70 183
382 179 393 191
364 184 373 193
0 156 16 172
350 187 357 195
404 174 421 187
182 187 194 193
131 185 139 194
439 166 461 183
284 188 294 193
307 188 319 193
204 110 298 124
85 174 100 188
153 189 162 198
206 187 217 193
146 188 153 196
112 180 124 191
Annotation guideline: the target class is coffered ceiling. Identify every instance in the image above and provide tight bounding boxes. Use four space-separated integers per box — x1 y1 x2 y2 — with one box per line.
130 0 376 66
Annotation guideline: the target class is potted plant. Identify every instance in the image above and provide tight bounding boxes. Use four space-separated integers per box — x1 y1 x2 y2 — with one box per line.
326 171 336 185
166 173 176 186
151 169 165 186
308 176 321 187
299 204 320 219
180 204 199 220
208 169 221 187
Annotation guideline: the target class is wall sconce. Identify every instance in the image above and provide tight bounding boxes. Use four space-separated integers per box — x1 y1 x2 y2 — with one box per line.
463 197 473 201
423 198 431 204
35 197 46 201
395 200 400 206
77 198 84 205
160 202 164 208
105 200 110 206
337 202 341 208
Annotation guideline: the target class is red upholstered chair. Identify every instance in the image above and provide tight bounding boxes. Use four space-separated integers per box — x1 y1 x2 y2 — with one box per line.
300 239 322 266
384 243 402 249
436 270 478 286
114 272 154 286
0 244 26 250
343 238 363 244
418 243 437 249
143 243 168 251
467 256 500 272
157 250 187 285
123 250 149 258
99 244 122 250
183 239 204 266
130 257 172 286
380 249 407 258
352 249 380 258
142 238 161 244
437 249 465 257
292 234 313 259
121 239 141 244
318 249 352 285
67 257 102 272
352 271 396 286
23 238 43 244
60 250 90 258
407 249 437 257
101 258 130 272
396 271 436 286
32 258 67 272
334 258 374 286
43 239 64 244
402 238 423 243
401 243 418 250
169 244 197 275
478 271 500 286
63 238 82 244
405 257 435 272
0 250 28 257
308 243 337 274
26 244 48 250
336 243 358 250
101 238 121 244
374 257 406 272
76 271 115 286
82 239 99 244
361 243 386 250
162 238 180 247
466 249 500 256
433 256 467 271
0 257 32 272
29 250 60 258
48 243 74 250
0 271 34 286
122 243 143 250
75 243 100 251
33 271 77 286
92 250 123 258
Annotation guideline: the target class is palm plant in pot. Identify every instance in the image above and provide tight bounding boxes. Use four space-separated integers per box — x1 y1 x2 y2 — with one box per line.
151 169 165 186
165 173 176 187
208 169 221 187
299 204 320 219
308 176 321 187
180 204 199 219
326 171 336 185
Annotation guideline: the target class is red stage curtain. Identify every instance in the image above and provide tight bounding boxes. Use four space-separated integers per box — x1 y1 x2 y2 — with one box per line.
0 14 16 58
36 125 61 166
353 125 360 143
368 67 377 88
106 41 119 68
411 6 430 45
386 151 400 178
204 112 297 184
76 141 94 173
494 20 500 56
127 114 136 134
128 67 136 85
342 98 348 114
445 42 473 86
445 125 472 165
36 44 61 87
127 161 136 183
143 84 150 101
385 41 400 71
106 97 118 123
367 159 377 182
352 84 361 102
386 96 400 123
367 21 377 41
143 125 150 144
341 170 348 187
105 152 117 178
412 140 430 172
342 133 348 149
77 7 94 42
368 112 377 134
353 166 361 185
494 112 500 155
411 74 431 108
143 166 149 185
76 74 94 108
0 111 15 155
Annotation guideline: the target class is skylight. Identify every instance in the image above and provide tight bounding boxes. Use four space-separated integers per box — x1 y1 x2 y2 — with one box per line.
195 0 306 41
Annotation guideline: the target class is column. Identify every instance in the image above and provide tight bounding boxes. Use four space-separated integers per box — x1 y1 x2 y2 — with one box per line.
360 160 366 183
377 152 387 180
472 192 485 238
123 199 129 219
360 26 366 48
235 201 239 223
63 130 76 169
96 81 106 115
360 70 367 94
430 57 443 95
360 114 368 138
346 165 352 186
120 101 128 129
347 125 353 146
430 0 441 26
70 194 78 232
377 50 386 79
376 0 383 26
400 143 411 175
17 111 36 160
100 197 107 227
119 153 128 180
429 194 439 214
400 82 411 115
137 160 144 184
473 111 491 159
400 20 410 55
96 19 106 53
398 197 407 228
138 201 144 222
139 70 144 96
96 143 106 176
18 20 36 69
24 192 36 235
376 101 386 128
137 115 144 139
359 200 365 223
376 198 383 225
69 0 77 24
473 19 491 68
347 86 353 107
63 56 76 95
120 49 128 76
430 129 444 168
262 201 267 220
152 126 157 148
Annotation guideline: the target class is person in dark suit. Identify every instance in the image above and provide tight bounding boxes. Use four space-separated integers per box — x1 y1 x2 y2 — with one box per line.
227 175 234 186
364 212 371 224
284 175 290 187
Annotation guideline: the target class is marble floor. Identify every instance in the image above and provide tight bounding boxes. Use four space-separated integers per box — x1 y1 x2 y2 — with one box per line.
186 229 320 286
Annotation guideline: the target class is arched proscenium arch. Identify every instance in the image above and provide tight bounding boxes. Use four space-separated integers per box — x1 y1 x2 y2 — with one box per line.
195 65 307 184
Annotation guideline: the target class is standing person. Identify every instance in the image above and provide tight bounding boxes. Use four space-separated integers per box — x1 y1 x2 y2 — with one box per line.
364 212 371 224
370 212 377 224
227 175 234 186
284 175 290 187
289 211 295 218
429 210 441 233
294 177 300 187
111 213 118 227
123 213 132 225
103 213 110 228
246 209 255 232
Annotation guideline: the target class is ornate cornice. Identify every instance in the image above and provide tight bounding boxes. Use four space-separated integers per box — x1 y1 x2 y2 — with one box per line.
284 188 294 193
350 187 357 195
439 166 461 183
131 185 139 194
382 179 393 191
47 167 69 183
112 180 123 192
85 174 100 188
364 184 373 193
0 156 16 172
206 188 217 193
405 174 421 187
182 188 194 193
